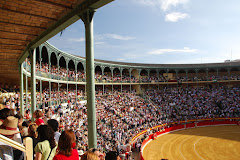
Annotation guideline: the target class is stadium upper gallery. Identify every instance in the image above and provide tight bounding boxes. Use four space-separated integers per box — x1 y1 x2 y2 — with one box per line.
0 0 240 160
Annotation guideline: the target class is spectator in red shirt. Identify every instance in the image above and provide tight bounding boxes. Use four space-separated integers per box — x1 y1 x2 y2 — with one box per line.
33 110 44 126
53 130 79 160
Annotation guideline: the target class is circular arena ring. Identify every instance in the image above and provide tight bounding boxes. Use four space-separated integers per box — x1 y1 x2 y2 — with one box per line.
133 118 240 160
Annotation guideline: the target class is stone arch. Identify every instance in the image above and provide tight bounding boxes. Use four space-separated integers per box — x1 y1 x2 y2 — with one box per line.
208 68 217 80
113 68 120 76
41 46 48 64
230 68 240 79
68 60 75 71
50 52 57 77
113 68 121 82
159 69 166 81
218 68 228 79
95 66 102 82
36 47 40 64
149 69 157 76
95 66 102 74
188 69 196 81
177 69 185 78
122 68 130 82
59 56 67 80
140 69 148 76
198 69 206 81
104 66 111 72
59 56 66 68
122 68 129 76
104 67 112 82
77 62 85 82
168 69 175 80
40 46 49 73
77 62 84 71
149 69 157 82
50 52 57 66
159 69 165 75
68 60 75 81
140 69 148 82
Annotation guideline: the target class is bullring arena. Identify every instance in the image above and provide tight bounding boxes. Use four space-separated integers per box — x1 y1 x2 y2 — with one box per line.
143 125 240 160
0 0 240 160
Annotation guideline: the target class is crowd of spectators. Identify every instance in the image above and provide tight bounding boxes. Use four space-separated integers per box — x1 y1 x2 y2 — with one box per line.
1 82 240 159
0 83 19 93
145 86 240 121
0 108 117 160
35 88 85 107
35 61 86 82
0 58 236 160
0 91 20 112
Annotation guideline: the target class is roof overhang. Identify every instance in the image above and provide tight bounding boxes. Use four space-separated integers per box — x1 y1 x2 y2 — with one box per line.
0 0 114 83
18 0 114 65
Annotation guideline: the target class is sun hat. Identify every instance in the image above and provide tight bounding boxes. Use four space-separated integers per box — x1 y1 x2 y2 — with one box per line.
0 116 20 135
78 150 84 156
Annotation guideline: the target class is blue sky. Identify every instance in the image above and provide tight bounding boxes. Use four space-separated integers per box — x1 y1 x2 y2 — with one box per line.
48 0 240 64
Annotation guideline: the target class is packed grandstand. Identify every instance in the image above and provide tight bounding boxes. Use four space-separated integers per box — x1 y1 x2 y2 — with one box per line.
0 42 240 160
1 0 240 159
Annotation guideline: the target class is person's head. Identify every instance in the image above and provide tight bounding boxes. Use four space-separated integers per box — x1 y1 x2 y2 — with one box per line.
14 113 23 127
25 109 30 114
33 110 43 119
47 119 59 132
58 130 76 156
89 148 105 160
37 125 56 149
0 104 5 110
22 121 29 128
105 151 120 160
81 151 99 160
28 123 38 138
0 108 14 120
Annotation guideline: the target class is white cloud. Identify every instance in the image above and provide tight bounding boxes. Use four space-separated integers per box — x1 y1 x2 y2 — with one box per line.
165 12 189 22
148 47 197 55
135 0 189 11
100 34 136 41
161 0 189 11
95 41 106 45
136 0 161 8
123 53 139 59
68 37 85 42
134 0 190 22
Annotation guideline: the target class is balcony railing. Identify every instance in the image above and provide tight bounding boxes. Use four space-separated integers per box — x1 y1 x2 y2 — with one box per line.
0 135 33 160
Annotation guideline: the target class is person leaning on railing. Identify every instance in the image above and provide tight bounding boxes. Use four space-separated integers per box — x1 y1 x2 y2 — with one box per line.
23 123 39 160
34 125 57 160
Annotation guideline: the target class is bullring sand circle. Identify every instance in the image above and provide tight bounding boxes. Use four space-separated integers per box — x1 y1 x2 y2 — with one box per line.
143 125 240 160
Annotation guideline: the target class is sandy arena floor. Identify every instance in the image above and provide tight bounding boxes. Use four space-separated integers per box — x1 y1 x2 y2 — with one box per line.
143 125 240 160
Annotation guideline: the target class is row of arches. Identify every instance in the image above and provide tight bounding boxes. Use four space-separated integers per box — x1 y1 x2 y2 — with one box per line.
36 46 85 71
28 46 240 83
